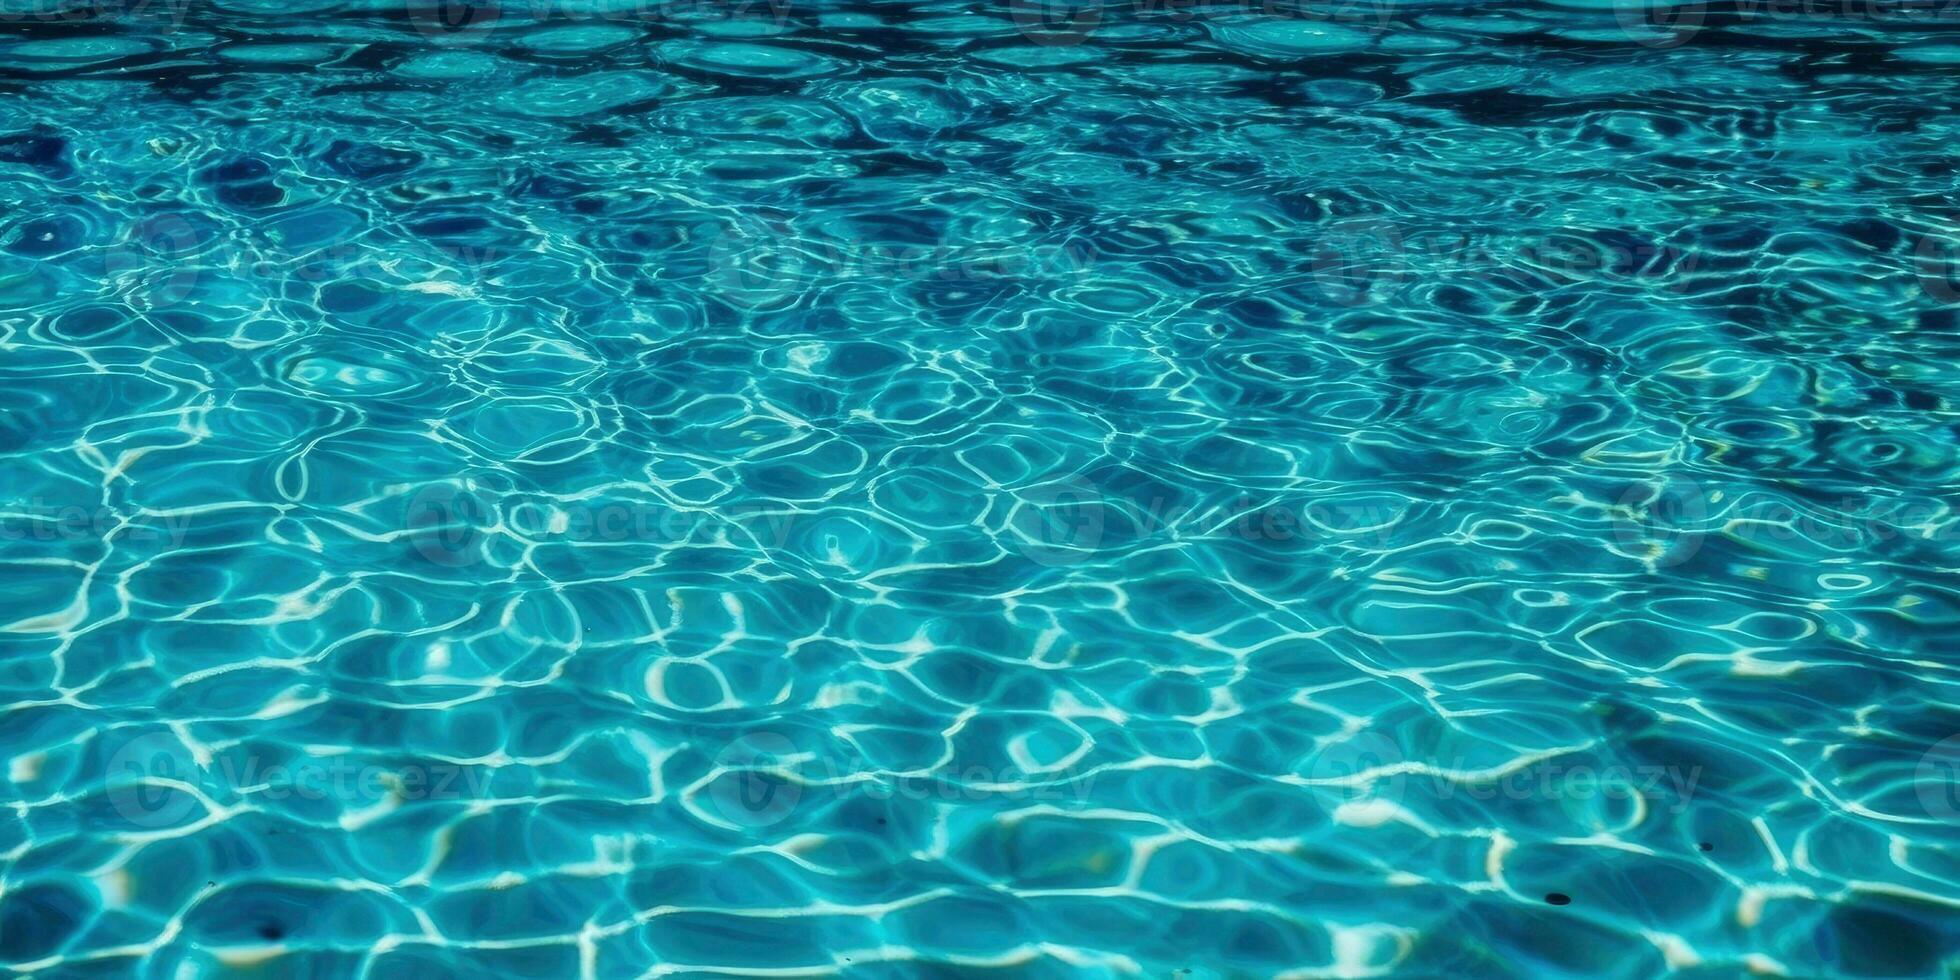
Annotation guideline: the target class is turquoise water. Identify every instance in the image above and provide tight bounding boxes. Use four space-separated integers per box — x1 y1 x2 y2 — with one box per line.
4 0 1960 975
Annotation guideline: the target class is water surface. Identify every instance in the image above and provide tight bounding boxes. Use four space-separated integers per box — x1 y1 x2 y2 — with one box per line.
3 0 1960 976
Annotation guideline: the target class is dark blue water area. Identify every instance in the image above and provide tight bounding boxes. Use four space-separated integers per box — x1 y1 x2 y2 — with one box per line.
2 0 1959 976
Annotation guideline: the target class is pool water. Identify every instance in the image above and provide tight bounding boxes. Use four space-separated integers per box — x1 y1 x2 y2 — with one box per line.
3 0 1960 975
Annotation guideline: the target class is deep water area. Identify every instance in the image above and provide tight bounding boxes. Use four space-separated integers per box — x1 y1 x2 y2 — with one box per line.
2 0 1960 976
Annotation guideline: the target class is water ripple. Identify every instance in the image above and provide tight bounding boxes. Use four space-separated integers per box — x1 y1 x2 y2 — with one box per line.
1 0 1958 977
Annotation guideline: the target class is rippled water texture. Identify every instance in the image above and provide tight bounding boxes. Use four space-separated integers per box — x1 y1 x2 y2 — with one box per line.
4 0 1960 975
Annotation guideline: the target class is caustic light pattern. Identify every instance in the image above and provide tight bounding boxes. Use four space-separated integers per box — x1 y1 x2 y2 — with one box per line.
1 0 1959 977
